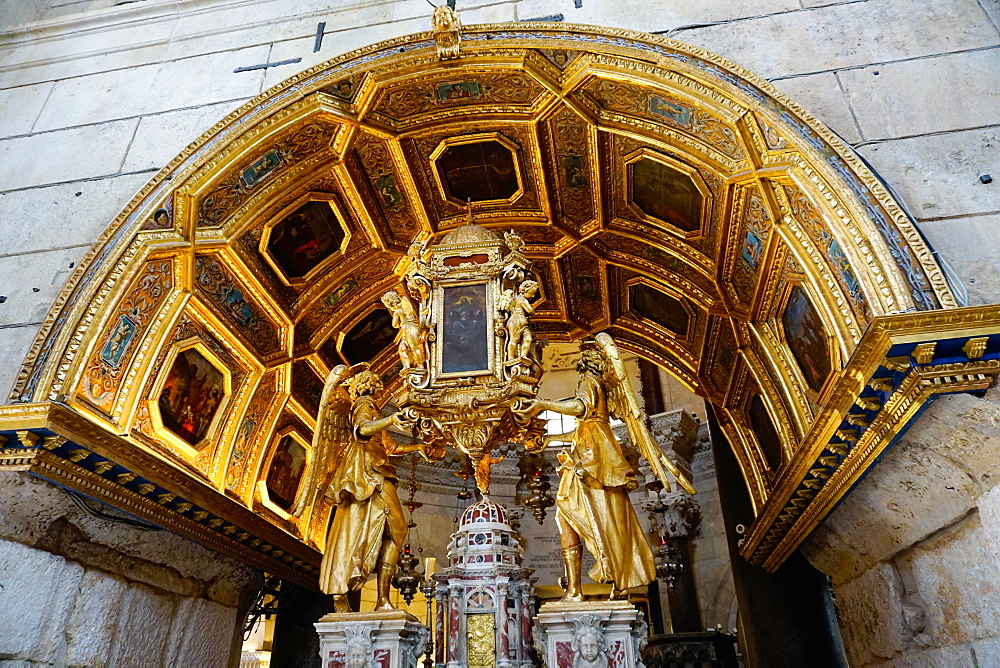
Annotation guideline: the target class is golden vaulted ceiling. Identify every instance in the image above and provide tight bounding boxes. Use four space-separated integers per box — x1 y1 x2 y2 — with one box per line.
5 22 998 582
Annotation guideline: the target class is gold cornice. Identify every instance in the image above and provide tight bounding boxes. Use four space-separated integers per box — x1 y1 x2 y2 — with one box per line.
741 305 1000 571
0 401 320 589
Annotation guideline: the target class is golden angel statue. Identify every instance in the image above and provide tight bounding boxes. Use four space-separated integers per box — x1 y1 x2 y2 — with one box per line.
381 289 427 370
520 334 695 601
431 4 461 60
499 279 539 362
293 364 435 612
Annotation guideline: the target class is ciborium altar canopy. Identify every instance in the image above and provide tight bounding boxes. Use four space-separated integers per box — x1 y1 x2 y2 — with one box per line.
389 208 545 493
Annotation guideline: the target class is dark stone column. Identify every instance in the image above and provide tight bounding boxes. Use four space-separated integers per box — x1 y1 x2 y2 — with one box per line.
706 403 848 668
662 535 702 632
269 582 335 668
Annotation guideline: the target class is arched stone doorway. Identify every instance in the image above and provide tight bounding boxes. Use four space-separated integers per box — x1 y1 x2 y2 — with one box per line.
2 21 998 666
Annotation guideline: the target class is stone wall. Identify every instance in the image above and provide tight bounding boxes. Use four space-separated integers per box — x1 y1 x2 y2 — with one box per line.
802 384 1000 666
0 471 257 667
0 0 997 398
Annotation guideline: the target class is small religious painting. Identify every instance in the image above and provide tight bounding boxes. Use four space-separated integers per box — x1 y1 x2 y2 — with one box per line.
630 158 703 232
158 348 226 447
101 315 138 368
648 95 693 127
265 434 307 511
435 80 481 103
538 48 579 70
322 76 357 101
575 275 599 301
630 283 689 336
323 278 358 308
748 394 783 471
375 173 404 208
240 149 282 189
437 140 519 203
781 285 832 393
340 308 396 364
757 117 789 150
829 240 861 297
564 154 586 188
149 207 171 229
267 200 345 279
740 229 765 270
222 287 255 327
441 283 489 374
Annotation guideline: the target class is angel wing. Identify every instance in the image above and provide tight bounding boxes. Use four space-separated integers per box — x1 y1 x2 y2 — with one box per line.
595 332 696 495
292 364 353 516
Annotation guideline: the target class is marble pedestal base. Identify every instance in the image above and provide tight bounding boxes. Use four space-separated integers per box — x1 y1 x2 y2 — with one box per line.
315 609 428 668
533 600 648 668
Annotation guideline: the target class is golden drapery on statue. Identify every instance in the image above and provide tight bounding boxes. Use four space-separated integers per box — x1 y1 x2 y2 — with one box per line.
555 381 656 591
320 399 407 599
294 364 432 612
522 333 695 600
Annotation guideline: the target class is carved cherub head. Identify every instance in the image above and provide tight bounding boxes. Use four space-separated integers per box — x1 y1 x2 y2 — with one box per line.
572 619 608 667
431 4 459 30
345 633 373 668
518 279 539 298
381 290 402 309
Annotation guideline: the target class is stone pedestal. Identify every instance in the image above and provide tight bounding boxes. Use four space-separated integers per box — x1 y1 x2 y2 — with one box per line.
315 610 428 668
533 600 648 668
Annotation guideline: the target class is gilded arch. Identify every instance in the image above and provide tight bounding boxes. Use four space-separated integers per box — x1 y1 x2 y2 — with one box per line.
2 23 998 583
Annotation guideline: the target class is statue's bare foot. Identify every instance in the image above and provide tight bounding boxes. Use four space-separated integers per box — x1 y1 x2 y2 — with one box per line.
608 585 627 601
333 595 351 613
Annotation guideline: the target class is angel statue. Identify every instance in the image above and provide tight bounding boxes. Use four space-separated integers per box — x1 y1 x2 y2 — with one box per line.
292 364 435 612
519 334 695 601
500 279 539 362
431 4 461 60
381 290 427 370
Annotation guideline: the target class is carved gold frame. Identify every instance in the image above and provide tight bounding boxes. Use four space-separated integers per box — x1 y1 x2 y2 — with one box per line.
429 132 527 207
146 337 233 456
258 192 354 287
256 425 312 522
622 148 713 241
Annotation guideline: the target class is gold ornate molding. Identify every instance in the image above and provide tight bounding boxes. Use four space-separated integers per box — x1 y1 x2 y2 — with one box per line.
741 305 1000 571
0 402 320 589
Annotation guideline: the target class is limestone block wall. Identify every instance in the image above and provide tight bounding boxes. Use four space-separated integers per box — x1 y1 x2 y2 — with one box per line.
0 0 997 399
802 384 1000 666
0 471 257 666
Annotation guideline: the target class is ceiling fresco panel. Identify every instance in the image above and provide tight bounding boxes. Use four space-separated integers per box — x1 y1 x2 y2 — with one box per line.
348 132 423 248
367 69 549 130
404 125 544 227
540 104 597 234
607 133 724 266
130 311 253 480
558 247 607 330
223 369 282 497
196 121 339 229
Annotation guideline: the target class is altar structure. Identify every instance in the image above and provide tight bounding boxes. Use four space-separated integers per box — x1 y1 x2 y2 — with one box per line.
432 497 536 668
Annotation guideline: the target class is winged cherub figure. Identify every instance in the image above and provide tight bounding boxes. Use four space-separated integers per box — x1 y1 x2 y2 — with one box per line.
519 334 695 601
500 279 539 362
293 364 435 612
382 289 427 370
